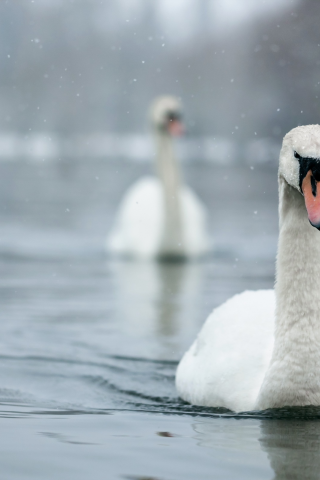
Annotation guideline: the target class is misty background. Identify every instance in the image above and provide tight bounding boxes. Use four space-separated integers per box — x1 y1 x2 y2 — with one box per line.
0 0 319 163
0 4 319 478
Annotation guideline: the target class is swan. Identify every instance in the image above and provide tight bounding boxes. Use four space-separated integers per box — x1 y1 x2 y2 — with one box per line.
176 124 320 412
106 96 210 259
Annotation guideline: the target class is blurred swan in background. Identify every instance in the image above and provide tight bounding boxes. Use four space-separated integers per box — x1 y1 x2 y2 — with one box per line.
176 125 320 412
106 96 210 260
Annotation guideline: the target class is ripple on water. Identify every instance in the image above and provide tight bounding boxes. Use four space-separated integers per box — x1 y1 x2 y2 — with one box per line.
0 353 319 422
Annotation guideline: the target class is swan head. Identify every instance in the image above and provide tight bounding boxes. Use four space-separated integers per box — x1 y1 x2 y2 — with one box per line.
279 125 320 229
150 96 184 136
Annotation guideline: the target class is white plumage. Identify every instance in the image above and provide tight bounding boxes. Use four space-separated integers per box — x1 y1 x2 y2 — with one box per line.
176 125 320 412
176 290 275 412
106 96 210 260
107 176 209 259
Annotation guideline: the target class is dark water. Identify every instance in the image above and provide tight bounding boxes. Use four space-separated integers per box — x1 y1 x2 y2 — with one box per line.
1 159 319 480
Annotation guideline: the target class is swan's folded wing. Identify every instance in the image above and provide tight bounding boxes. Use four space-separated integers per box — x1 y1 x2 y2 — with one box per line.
176 289 275 412
106 177 164 257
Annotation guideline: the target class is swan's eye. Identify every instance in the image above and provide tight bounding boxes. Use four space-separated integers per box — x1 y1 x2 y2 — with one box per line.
313 170 320 182
294 151 301 159
167 111 181 122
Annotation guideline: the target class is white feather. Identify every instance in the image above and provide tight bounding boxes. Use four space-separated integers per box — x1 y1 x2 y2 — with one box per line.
176 290 275 412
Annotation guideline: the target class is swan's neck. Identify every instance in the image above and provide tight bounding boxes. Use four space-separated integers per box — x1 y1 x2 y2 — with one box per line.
154 130 184 257
257 176 320 409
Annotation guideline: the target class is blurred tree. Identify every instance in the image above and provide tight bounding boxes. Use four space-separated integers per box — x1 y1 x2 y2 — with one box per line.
0 0 318 151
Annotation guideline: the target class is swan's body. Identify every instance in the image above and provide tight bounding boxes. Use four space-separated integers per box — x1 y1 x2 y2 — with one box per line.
176 290 275 412
176 125 320 412
107 96 210 259
108 176 209 258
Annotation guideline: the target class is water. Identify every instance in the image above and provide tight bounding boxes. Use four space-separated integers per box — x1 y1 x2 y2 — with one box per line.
1 158 319 480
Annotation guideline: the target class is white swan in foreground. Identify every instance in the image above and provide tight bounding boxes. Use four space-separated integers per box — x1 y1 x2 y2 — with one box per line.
107 96 210 259
176 125 320 412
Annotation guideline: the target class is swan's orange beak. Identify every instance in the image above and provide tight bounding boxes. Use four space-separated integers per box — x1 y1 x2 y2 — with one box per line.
302 170 320 229
168 119 184 136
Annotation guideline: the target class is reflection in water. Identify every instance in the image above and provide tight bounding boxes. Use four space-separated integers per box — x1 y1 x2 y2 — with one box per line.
191 415 320 480
156 263 184 337
259 420 320 480
193 413 320 480
110 260 204 357
191 418 271 477
193 419 261 452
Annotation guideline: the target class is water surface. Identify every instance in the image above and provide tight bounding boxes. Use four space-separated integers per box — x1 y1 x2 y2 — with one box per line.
1 159 316 480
